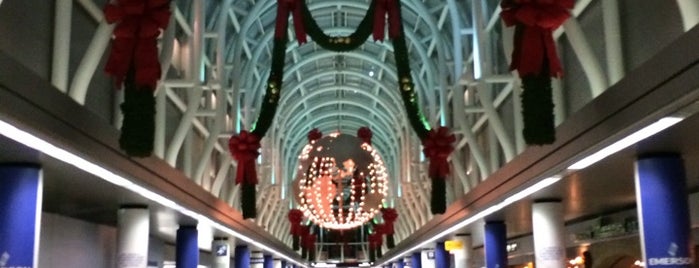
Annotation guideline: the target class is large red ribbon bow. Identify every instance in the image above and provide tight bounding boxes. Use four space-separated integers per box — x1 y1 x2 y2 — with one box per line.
422 127 455 178
373 0 401 41
302 232 316 250
368 231 383 249
357 127 372 145
500 0 573 77
288 209 305 235
104 0 170 89
228 131 261 185
381 208 398 235
275 0 307 44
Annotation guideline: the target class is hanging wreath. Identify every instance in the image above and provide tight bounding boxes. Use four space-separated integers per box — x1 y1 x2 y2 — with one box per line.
288 209 305 250
381 207 398 248
228 131 261 219
501 0 573 145
103 0 171 157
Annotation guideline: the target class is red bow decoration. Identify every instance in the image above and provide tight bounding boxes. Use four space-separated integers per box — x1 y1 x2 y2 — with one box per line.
368 232 383 249
422 127 456 178
228 131 261 185
357 127 372 145
275 0 307 44
381 208 398 235
373 0 401 41
307 128 322 142
288 209 305 235
104 0 171 89
500 0 573 77
302 233 316 250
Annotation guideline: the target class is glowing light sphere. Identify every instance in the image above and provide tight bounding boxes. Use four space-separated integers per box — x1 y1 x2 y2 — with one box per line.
293 133 388 230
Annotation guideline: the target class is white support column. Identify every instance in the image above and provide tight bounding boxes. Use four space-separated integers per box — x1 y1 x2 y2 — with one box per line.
211 237 230 268
165 0 204 167
117 205 150 268
532 201 566 268
602 0 625 85
452 234 472 268
562 18 608 98
677 0 699 31
69 21 115 104
51 0 72 93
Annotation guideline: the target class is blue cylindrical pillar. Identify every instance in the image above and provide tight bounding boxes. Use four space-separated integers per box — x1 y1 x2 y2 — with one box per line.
484 221 507 268
435 242 448 268
394 257 405 268
411 252 422 268
263 254 273 268
636 154 693 267
176 226 199 268
234 245 250 268
0 165 42 268
280 259 287 268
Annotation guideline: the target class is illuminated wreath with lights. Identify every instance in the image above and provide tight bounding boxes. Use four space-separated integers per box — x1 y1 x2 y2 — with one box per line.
292 129 389 230
227 0 456 219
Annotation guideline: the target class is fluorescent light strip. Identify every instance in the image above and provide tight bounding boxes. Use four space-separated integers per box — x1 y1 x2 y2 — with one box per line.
0 120 307 268
379 176 561 266
568 117 683 170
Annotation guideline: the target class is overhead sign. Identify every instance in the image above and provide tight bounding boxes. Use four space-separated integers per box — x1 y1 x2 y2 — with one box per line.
444 240 463 251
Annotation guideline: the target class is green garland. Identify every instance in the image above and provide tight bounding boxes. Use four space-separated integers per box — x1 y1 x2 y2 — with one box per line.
250 0 432 140
301 0 375 52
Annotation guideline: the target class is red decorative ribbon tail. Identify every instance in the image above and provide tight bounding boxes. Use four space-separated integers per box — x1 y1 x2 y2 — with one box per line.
134 38 161 89
373 0 387 41
386 0 401 38
274 0 290 40
290 1 307 44
105 38 137 87
428 156 450 179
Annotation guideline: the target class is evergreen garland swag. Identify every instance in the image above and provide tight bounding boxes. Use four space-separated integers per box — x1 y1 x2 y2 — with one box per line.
232 0 455 219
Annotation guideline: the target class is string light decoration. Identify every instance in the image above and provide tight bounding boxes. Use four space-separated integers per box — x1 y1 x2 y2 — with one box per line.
293 131 388 230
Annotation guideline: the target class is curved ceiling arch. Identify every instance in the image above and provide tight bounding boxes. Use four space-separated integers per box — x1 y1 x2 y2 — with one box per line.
274 72 404 122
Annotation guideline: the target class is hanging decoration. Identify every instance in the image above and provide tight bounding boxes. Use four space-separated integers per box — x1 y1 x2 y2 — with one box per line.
422 127 456 214
293 130 388 230
228 131 261 219
288 209 305 250
501 0 573 145
370 223 385 260
103 0 171 157
299 225 310 258
303 231 317 261
381 208 398 248
236 0 454 221
357 127 373 145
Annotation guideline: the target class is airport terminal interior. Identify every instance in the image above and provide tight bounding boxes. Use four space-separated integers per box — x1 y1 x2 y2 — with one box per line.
1 0 699 267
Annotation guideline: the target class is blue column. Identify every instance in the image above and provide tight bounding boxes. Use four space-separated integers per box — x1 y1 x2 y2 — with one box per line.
263 254 273 268
435 242 449 268
484 221 507 268
280 259 287 268
235 245 250 268
394 257 405 268
176 225 199 268
636 154 693 267
0 165 41 268
411 252 422 268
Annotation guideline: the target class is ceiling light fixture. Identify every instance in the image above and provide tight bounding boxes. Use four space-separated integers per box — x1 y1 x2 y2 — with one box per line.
568 116 683 170
379 176 561 267
0 120 308 267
